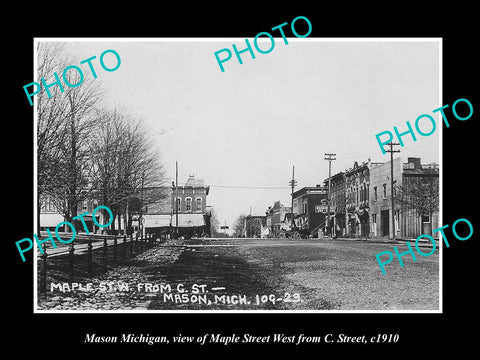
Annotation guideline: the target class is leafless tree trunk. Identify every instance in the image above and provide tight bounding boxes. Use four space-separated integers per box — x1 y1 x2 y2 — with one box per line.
89 109 166 235
395 175 439 236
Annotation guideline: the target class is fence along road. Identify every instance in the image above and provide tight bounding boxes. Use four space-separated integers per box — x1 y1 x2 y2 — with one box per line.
35 233 149 258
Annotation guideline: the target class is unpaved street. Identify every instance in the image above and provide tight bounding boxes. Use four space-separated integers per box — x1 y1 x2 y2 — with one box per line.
39 238 439 311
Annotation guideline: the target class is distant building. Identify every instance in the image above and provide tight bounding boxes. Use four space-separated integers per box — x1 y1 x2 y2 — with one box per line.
291 185 327 237
324 171 346 237
265 201 291 238
39 194 108 234
38 174 212 239
142 174 211 238
245 215 267 238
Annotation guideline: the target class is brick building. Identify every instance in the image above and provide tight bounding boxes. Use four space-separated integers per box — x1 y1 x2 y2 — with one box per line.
265 201 291 238
369 157 439 239
245 215 267 238
292 185 327 237
344 161 370 238
324 171 346 237
142 174 211 238
39 194 108 234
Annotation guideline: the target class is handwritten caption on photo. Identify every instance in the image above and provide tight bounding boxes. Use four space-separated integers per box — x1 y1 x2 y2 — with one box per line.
50 281 303 307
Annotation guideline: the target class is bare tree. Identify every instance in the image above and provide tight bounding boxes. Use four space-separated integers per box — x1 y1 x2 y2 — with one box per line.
49 63 103 227
233 214 247 237
36 43 71 233
37 43 166 236
89 109 166 234
395 175 439 235
209 208 221 238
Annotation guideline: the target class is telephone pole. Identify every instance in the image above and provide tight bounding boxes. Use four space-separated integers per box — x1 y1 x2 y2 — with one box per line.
175 161 179 239
384 142 400 241
324 153 336 237
289 165 297 229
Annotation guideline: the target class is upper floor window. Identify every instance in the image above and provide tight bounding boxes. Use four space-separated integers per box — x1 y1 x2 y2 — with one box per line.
383 184 387 199
195 197 202 211
374 186 377 202
186 197 192 211
176 198 181 211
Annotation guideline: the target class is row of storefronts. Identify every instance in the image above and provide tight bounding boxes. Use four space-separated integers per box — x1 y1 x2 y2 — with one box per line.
39 174 212 239
262 156 439 240
324 157 439 239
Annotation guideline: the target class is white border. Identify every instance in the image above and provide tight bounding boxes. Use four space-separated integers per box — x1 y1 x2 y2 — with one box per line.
33 37 443 314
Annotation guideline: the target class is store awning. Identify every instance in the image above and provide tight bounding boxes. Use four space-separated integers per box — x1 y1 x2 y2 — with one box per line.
40 213 65 227
144 214 171 228
172 214 206 227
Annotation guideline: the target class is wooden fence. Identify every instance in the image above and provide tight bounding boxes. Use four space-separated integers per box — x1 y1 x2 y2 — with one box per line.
38 233 157 299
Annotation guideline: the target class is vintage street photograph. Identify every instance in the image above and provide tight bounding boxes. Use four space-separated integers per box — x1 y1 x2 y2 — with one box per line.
33 38 441 312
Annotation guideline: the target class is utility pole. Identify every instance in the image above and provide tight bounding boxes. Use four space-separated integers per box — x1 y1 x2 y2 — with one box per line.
289 165 297 229
324 153 336 237
140 171 144 237
175 161 179 239
384 142 400 241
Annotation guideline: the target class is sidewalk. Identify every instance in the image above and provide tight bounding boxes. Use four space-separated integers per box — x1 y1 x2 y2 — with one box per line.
323 235 439 248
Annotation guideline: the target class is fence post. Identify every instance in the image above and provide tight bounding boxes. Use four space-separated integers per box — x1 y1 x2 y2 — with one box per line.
41 244 48 299
87 239 93 274
103 237 108 270
123 234 127 259
130 233 133 256
68 243 75 282
113 236 117 264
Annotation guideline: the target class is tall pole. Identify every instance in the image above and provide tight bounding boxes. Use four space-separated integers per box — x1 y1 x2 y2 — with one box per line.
140 172 144 236
289 165 297 229
324 153 336 237
385 142 400 241
175 161 179 239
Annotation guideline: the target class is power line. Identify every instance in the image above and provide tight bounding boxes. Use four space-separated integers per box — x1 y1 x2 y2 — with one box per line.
209 185 290 190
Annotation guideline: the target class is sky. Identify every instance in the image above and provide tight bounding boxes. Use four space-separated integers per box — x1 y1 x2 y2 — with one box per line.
43 38 441 232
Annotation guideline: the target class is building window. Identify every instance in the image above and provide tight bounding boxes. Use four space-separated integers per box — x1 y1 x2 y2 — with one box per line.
374 187 377 202
186 197 192 211
196 197 202 212
422 215 430 223
176 198 181 211
303 202 307 214
383 184 387 199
